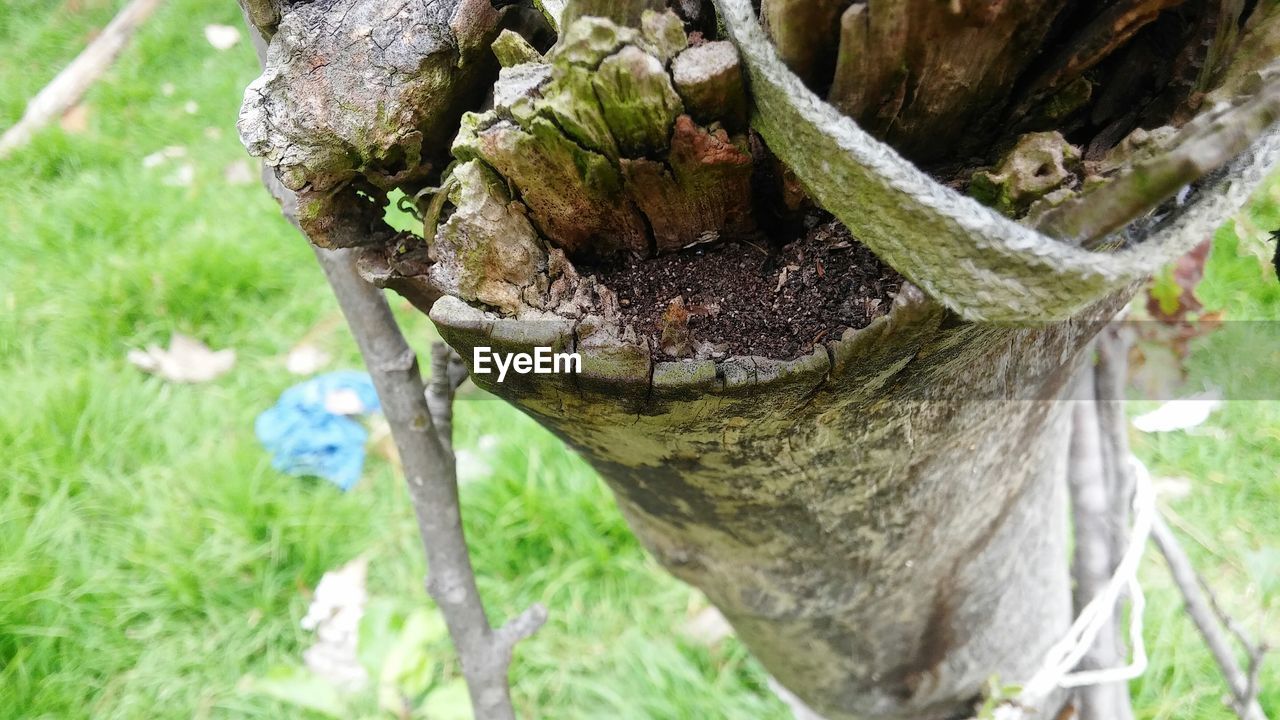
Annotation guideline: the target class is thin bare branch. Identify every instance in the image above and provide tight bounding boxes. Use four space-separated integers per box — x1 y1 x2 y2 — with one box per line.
1151 514 1270 720
243 13 542 716
1093 328 1136 567
0 0 164 158
1068 364 1135 720
313 246 544 720
427 341 469 453
1034 66 1280 246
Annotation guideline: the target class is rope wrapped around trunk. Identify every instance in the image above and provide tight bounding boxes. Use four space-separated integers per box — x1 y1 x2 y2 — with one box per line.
714 0 1280 323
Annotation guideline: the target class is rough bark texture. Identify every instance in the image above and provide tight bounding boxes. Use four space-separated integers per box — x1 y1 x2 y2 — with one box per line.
428 286 1138 719
449 12 755 259
236 0 1280 718
239 0 506 193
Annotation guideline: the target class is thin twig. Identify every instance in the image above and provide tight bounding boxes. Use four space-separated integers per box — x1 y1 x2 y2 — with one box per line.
243 14 543 717
1151 514 1269 720
1068 350 1136 720
1093 328 1136 569
0 0 164 157
427 341 469 453
313 246 546 720
1033 63 1280 246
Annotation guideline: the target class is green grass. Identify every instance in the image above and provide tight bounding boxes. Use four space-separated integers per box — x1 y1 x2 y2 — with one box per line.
0 1 1276 718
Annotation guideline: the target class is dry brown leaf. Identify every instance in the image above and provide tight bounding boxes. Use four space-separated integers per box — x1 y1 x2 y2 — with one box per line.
127 333 235 383
285 342 331 375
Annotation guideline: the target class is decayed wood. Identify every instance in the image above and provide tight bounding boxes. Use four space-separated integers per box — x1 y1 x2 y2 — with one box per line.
453 12 755 260
0 0 164 158
427 160 551 314
827 1 907 139
560 0 662 27
672 40 749 131
718 0 1280 322
1014 0 1189 123
622 115 755 253
761 0 848 90
821 0 1262 164
969 131 1083 218
239 0 506 192
824 0 1066 162
1208 1 1280 103
492 29 543 67
1034 68 1280 246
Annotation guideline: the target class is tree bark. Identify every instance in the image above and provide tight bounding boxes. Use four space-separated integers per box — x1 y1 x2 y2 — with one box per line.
235 0 1280 717
1068 362 1135 720
429 286 1137 719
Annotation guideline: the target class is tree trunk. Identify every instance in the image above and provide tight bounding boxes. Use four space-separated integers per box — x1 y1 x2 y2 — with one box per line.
236 0 1280 717
431 287 1133 719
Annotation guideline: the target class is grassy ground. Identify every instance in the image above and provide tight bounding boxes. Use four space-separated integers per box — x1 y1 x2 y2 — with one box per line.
0 1 1276 718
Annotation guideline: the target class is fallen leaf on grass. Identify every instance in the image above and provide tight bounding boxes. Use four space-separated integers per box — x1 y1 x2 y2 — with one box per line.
301 557 370 692
203 24 241 50
285 342 331 375
127 333 235 383
164 163 195 187
1152 476 1193 500
1132 389 1223 433
142 145 185 168
456 435 499 484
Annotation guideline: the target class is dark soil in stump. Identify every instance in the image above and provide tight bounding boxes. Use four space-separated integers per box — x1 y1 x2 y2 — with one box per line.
593 217 902 360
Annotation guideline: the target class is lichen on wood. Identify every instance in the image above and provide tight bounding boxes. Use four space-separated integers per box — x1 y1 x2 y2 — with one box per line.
826 0 1066 162
672 41 748 131
455 114 650 257
594 46 685 157
428 161 550 315
449 11 754 260
492 29 542 68
969 132 1083 218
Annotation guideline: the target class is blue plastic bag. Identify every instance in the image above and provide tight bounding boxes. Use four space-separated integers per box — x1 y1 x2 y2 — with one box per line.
255 371 381 491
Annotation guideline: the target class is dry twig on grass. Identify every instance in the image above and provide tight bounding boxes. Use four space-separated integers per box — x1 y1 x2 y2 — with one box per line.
1151 514 1270 720
0 0 164 157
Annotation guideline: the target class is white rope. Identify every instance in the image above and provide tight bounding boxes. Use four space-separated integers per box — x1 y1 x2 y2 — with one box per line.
989 455 1155 718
